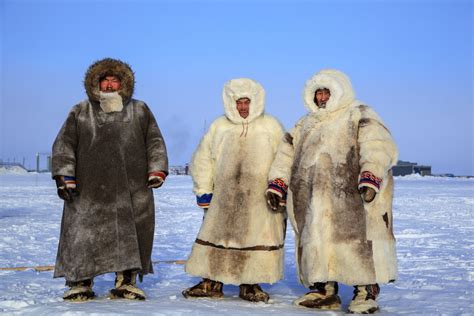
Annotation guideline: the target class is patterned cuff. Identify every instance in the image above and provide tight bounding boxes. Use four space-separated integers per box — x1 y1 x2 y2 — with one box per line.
197 193 213 208
64 176 76 189
266 178 288 205
358 171 382 193
148 171 167 182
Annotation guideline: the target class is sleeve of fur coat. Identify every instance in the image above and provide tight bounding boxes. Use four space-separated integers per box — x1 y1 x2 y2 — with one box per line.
358 105 398 190
52 106 79 178
267 127 296 185
143 104 169 174
264 115 286 154
190 123 216 196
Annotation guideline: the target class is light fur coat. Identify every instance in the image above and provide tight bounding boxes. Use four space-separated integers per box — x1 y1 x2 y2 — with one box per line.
268 69 398 286
185 78 286 285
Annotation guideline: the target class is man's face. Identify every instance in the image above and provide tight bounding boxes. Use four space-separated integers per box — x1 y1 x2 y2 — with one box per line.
99 76 121 92
236 98 251 119
315 88 331 108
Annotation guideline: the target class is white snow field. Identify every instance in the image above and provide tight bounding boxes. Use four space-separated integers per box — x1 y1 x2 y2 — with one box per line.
0 173 472 315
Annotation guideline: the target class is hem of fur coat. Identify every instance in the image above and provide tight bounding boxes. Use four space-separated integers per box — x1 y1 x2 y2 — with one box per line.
296 238 398 287
185 243 283 285
53 264 152 282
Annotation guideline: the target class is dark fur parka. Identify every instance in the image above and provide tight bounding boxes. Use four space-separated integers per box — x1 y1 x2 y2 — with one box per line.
52 58 168 282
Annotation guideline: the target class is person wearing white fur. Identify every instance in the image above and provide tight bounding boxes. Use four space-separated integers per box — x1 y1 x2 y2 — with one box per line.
183 78 286 303
266 69 398 314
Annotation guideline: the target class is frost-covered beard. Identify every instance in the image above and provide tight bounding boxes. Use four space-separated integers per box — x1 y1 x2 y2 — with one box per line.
99 91 123 113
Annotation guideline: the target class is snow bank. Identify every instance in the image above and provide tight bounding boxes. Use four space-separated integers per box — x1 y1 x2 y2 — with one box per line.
0 166 28 175
395 173 473 181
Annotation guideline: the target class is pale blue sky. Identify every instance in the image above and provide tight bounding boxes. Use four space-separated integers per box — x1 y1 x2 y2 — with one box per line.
1 0 472 175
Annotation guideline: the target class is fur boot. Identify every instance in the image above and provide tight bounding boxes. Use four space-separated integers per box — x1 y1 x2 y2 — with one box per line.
110 270 146 300
182 278 224 299
348 284 380 314
294 281 341 310
239 284 270 303
63 279 95 301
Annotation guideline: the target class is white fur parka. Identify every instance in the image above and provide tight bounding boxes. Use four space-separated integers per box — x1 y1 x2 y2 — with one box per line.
185 78 286 285
268 69 398 286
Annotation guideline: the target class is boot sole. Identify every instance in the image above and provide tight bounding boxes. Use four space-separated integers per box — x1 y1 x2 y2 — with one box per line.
239 294 269 304
296 296 341 310
348 306 379 314
63 291 95 302
110 288 146 300
182 290 224 299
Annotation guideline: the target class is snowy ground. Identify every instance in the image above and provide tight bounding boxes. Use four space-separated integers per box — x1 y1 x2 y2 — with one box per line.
0 173 472 315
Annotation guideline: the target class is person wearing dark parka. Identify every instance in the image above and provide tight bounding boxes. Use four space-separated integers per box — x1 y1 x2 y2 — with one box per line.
52 58 168 301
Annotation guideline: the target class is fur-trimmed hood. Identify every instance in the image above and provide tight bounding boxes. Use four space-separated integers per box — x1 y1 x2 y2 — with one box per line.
84 58 135 103
303 69 355 114
222 78 265 124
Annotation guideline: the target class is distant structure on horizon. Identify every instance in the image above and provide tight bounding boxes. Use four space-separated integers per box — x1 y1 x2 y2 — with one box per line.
0 153 52 173
1 159 444 177
392 160 432 176
35 153 52 173
169 164 189 175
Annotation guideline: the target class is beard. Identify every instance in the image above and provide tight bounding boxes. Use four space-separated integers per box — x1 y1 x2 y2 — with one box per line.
317 102 327 109
99 91 123 113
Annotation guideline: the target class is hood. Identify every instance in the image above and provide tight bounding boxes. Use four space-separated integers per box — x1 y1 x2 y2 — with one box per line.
302 69 355 114
222 78 265 124
84 58 135 103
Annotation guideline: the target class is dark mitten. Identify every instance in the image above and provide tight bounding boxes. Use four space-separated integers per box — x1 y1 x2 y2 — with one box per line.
147 177 164 188
54 175 78 202
147 171 167 189
359 186 377 203
266 191 281 211
358 171 381 203
266 178 288 212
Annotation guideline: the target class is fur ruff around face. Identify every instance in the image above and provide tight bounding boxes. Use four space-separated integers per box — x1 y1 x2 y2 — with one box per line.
222 78 265 124
302 69 355 114
84 58 135 103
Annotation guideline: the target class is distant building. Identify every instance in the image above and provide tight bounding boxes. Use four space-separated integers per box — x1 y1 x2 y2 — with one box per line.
392 160 432 176
35 153 52 173
169 164 189 175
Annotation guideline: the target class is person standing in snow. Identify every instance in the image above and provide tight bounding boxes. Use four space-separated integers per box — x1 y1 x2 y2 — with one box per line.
52 58 168 301
182 78 286 303
266 69 398 314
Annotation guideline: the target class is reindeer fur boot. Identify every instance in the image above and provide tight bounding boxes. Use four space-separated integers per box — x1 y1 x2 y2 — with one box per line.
110 270 146 300
294 281 341 310
348 284 380 314
182 278 224 299
63 279 95 301
239 284 270 303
